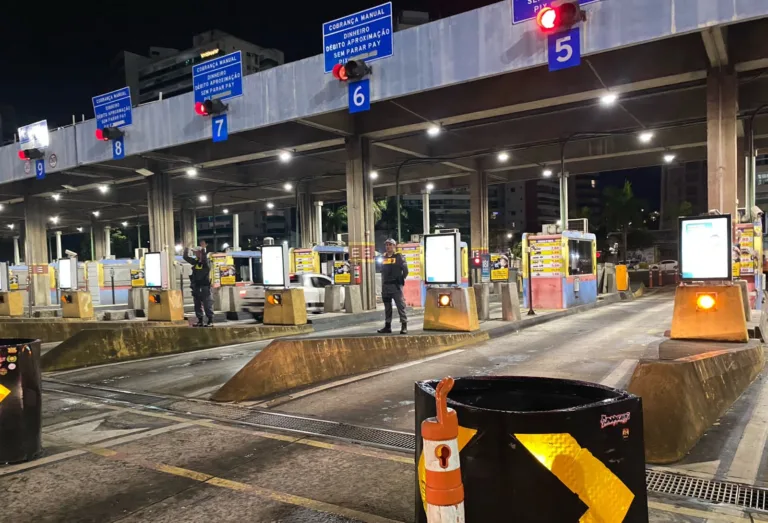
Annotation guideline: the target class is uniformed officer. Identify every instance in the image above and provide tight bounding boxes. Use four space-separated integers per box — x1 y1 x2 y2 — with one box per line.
378 238 409 334
183 247 214 327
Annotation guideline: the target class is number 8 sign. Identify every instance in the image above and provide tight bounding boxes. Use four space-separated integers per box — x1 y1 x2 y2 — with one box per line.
112 135 125 160
348 79 371 114
548 27 581 72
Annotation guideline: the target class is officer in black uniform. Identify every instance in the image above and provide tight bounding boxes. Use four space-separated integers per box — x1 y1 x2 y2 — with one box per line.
378 238 409 334
183 247 214 327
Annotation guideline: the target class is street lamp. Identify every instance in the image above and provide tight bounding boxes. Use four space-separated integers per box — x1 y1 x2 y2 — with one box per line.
543 169 553 178
279 151 292 162
638 131 654 144
426 125 441 137
600 93 618 106
98 185 109 194
186 168 198 176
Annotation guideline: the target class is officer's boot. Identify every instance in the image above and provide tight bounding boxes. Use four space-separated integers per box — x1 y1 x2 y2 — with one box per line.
377 323 392 334
400 323 408 335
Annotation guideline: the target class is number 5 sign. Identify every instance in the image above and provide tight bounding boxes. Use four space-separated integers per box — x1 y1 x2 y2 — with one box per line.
348 79 370 114
548 27 581 72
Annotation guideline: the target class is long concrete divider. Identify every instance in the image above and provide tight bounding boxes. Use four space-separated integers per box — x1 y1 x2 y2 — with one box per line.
627 339 765 464
212 331 490 402
0 318 183 343
41 324 313 372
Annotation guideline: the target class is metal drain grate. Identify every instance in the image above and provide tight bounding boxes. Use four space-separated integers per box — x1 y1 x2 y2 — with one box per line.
44 381 416 452
646 469 768 512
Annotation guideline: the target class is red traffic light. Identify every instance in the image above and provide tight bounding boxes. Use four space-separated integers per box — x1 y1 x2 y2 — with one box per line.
95 127 124 141
332 63 349 82
18 148 44 161
536 2 584 32
473 256 481 267
194 99 227 116
332 60 371 82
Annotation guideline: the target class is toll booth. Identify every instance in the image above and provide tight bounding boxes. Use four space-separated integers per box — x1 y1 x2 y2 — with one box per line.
289 246 349 278
397 242 470 307
734 220 764 308
522 230 597 310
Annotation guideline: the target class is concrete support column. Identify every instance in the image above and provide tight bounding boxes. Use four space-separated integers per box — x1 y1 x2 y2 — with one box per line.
12 236 20 266
297 185 316 248
707 69 739 218
232 213 240 251
147 172 176 289
422 190 431 235
469 164 489 257
345 135 376 311
179 208 197 248
559 172 569 229
92 224 105 260
314 201 324 245
104 226 112 258
55 231 63 260
24 197 52 306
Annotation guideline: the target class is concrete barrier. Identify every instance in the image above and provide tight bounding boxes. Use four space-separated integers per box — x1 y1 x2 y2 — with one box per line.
212 331 490 402
0 318 137 343
627 340 765 464
41 324 314 372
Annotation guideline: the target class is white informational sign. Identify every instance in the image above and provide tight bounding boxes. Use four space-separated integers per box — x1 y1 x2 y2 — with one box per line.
58 258 76 290
679 215 731 280
262 245 287 287
145 252 163 288
18 120 50 151
424 233 460 285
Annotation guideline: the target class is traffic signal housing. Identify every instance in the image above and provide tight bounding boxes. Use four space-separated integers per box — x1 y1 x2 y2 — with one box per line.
195 99 228 116
95 127 124 141
17 149 44 161
332 60 371 82
536 2 585 33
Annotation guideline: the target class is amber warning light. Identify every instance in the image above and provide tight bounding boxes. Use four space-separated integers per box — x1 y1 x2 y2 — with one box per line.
696 293 716 311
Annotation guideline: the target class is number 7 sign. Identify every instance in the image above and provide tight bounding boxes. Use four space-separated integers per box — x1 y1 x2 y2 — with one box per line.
548 27 581 72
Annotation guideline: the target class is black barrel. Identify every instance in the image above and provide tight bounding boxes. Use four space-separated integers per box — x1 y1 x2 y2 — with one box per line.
0 339 42 464
415 376 648 522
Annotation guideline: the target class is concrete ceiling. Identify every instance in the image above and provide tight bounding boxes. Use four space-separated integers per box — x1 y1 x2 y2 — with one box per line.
2 18 768 237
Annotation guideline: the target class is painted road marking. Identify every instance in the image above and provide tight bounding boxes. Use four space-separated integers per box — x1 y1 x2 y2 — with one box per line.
0 422 196 477
727 375 768 484
599 359 638 389
46 418 149 446
87 445 403 523
43 408 130 433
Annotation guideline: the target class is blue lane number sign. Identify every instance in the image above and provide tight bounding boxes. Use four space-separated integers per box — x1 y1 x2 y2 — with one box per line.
323 3 393 74
212 114 228 142
193 51 243 105
548 27 581 72
112 136 126 160
348 80 370 114
35 160 45 180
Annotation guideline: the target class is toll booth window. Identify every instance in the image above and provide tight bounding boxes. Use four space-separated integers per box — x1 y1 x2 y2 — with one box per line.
311 277 331 288
568 240 594 275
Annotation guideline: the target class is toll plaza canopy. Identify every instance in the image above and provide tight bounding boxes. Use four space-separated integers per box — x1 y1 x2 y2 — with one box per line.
0 0 767 228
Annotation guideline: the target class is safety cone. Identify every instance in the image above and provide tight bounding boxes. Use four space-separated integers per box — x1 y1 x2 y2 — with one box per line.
421 377 465 523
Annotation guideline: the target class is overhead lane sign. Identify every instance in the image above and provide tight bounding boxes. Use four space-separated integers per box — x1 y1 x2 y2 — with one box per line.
18 120 49 151
323 2 393 74
512 0 597 24
92 87 133 130
193 50 243 105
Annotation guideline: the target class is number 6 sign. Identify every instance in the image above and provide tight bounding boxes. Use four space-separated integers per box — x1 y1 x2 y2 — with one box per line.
548 27 581 72
348 79 371 114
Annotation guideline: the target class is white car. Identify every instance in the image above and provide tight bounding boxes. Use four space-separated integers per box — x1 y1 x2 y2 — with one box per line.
650 260 679 272
242 273 345 314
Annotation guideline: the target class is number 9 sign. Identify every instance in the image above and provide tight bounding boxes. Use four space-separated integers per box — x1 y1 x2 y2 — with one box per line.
548 27 581 72
348 79 371 114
